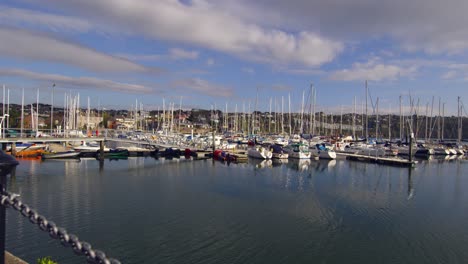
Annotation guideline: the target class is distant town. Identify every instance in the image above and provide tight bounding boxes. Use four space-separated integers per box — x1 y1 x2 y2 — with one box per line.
1 103 466 140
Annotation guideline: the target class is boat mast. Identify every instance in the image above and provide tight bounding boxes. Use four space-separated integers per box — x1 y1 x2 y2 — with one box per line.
288 93 292 135
425 103 428 142
438 97 441 141
442 102 445 141
2 85 4 137
234 104 238 132
376 97 379 141
179 97 183 133
312 85 316 135
388 104 391 141
309 84 313 135
281 96 284 135
365 80 368 142
87 96 90 134
6 89 9 129
21 88 24 137
36 88 39 136
51 84 55 135
300 89 305 134
399 95 403 141
340 105 343 136
353 96 356 140
458 96 462 143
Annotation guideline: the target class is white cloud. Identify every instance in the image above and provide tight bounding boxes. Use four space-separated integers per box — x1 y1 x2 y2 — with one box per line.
169 48 199 60
206 58 215 66
242 67 255 74
0 27 156 73
172 78 233 97
219 0 468 55
0 68 153 93
441 64 468 81
442 71 457 79
271 84 293 92
27 0 343 67
116 48 198 62
0 5 91 33
116 54 163 61
278 68 326 76
329 59 416 81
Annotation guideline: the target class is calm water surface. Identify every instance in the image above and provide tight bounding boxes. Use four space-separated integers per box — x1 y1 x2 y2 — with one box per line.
5 156 468 263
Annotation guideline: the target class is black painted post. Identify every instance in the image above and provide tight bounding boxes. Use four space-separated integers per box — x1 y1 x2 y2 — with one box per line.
99 141 104 161
0 169 7 264
409 132 414 163
0 151 19 264
0 172 6 264
11 143 16 157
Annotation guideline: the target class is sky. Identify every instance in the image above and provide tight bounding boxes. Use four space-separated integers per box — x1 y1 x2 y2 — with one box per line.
1 0 468 115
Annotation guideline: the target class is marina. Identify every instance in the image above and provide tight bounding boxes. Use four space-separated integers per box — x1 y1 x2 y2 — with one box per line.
1 1 468 262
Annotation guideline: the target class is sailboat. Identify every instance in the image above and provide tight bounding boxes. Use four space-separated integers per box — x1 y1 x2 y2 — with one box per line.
309 143 337 160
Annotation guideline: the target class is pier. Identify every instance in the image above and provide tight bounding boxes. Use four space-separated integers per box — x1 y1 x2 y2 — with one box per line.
338 152 417 167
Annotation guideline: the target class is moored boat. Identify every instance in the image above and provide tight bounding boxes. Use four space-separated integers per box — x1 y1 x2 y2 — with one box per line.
285 143 311 159
247 145 273 159
309 143 337 160
270 144 289 159
42 151 80 159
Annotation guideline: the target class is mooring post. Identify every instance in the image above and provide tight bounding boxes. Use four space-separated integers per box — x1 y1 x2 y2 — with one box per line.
11 143 16 157
99 140 104 161
409 132 414 163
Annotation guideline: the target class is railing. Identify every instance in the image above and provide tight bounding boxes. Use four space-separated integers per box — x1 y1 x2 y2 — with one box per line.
0 165 121 264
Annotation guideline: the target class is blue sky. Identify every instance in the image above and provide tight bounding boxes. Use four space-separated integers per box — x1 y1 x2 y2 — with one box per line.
1 0 468 115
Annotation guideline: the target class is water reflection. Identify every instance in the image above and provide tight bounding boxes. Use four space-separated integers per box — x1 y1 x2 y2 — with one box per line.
249 159 273 169
272 158 288 167
407 168 414 200
310 159 336 172
287 159 310 171
6 156 468 264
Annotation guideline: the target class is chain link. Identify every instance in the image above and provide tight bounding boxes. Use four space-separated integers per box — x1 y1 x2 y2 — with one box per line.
1 191 121 264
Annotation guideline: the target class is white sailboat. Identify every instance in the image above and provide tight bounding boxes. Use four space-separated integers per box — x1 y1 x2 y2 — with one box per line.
247 145 273 159
309 143 337 160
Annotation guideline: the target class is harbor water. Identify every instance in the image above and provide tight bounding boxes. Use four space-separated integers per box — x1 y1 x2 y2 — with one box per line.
5 156 468 263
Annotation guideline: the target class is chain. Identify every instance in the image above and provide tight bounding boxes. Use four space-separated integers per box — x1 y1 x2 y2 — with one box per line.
1 191 121 264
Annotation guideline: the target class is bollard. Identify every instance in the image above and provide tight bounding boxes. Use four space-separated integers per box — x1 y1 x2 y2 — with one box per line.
11 143 16 157
99 141 105 161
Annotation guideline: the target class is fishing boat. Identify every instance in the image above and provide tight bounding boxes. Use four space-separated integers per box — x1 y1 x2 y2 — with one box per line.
42 151 80 159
